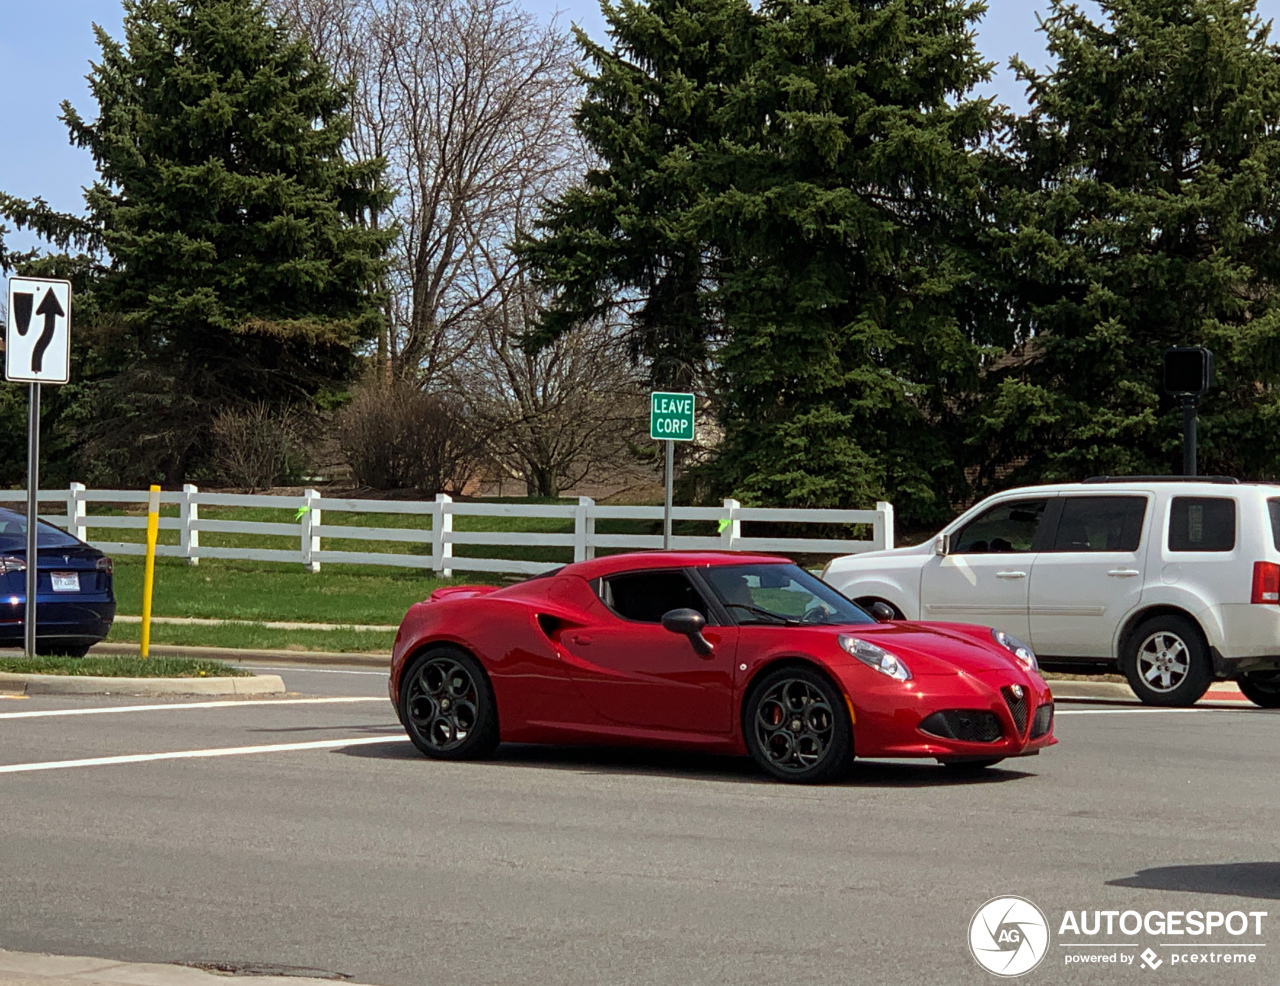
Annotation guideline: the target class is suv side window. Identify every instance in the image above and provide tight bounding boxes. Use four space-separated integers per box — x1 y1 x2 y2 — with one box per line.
1050 496 1148 552
600 570 710 623
1168 497 1236 552
953 499 1049 554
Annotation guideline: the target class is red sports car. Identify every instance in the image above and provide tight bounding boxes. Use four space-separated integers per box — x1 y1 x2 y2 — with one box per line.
389 552 1057 783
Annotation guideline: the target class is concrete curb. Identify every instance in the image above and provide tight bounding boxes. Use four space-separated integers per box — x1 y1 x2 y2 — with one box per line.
87 641 387 668
0 948 372 986
0 671 286 697
1046 679 1248 703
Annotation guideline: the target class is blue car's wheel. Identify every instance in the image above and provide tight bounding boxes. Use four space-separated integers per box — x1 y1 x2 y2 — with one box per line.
400 648 499 760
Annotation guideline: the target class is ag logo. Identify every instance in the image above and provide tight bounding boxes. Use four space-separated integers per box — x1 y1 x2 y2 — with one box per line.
969 896 1050 977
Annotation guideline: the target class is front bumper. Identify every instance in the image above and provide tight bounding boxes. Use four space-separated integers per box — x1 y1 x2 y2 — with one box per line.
846 667 1057 761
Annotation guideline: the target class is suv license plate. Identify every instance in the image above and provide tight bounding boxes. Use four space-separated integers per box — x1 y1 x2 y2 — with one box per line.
51 572 80 593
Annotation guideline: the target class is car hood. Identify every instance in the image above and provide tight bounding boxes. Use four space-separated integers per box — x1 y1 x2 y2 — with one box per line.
827 622 1027 677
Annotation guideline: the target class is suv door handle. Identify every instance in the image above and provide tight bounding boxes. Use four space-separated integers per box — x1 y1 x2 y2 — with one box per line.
1107 569 1141 578
995 570 1027 580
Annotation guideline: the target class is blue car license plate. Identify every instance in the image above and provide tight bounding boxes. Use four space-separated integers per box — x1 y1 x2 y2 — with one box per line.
50 572 80 593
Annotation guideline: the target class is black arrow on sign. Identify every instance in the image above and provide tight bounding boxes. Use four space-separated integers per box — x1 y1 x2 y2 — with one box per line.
12 292 33 336
32 288 63 374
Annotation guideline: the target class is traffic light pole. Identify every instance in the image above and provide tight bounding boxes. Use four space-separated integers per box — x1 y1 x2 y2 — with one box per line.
1182 395 1197 478
24 381 40 659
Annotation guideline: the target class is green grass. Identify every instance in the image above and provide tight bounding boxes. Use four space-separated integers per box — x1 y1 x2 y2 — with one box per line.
0 655 250 677
104 616 393 654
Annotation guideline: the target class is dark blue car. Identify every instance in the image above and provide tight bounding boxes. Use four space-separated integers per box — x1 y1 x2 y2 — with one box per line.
0 507 115 656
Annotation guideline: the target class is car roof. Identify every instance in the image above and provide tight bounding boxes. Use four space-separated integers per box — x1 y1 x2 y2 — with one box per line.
991 479 1278 496
561 551 792 581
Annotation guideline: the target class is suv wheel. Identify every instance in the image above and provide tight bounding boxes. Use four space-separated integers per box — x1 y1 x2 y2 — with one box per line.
1237 671 1280 709
1121 615 1212 707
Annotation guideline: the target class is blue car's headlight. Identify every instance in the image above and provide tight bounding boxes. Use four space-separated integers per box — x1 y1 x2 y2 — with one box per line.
840 636 912 681
992 628 1038 672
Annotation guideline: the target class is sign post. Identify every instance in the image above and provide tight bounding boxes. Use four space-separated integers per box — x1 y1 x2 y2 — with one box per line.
1163 347 1213 477
6 277 72 659
649 391 696 549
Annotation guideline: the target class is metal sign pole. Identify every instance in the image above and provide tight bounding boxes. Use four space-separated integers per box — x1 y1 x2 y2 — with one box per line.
1182 396 1198 477
663 439 674 550
24 381 40 658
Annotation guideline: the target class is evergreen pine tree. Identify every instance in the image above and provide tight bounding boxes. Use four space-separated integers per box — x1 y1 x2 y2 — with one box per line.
978 0 1280 483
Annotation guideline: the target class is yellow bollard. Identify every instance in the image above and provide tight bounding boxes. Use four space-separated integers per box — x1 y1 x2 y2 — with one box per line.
140 485 161 659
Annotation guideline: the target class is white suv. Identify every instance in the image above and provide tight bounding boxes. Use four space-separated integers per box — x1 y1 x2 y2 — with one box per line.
822 478 1280 707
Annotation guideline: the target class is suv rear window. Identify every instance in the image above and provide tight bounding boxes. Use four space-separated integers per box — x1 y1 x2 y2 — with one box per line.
1168 497 1236 552
1269 499 1280 551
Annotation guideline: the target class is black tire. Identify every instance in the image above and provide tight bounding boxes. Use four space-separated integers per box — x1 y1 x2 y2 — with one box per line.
36 643 91 658
1121 615 1212 707
940 758 1005 771
399 648 499 760
1237 671 1280 709
744 666 853 784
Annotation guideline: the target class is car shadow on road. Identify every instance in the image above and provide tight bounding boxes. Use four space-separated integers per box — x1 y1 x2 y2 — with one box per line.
1107 863 1280 900
338 741 1036 787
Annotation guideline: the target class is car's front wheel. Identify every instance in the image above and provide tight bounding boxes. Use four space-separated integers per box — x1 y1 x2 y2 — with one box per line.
400 648 499 760
1121 616 1212 707
1237 671 1280 709
744 666 852 784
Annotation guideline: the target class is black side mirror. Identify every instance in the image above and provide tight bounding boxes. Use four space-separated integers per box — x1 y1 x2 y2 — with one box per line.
870 602 896 623
661 608 714 655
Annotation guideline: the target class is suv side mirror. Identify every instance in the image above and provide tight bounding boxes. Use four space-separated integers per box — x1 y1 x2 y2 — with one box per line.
935 533 951 557
661 608 714 656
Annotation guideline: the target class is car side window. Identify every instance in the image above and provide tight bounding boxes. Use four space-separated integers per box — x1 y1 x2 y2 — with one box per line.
1050 496 1148 552
1168 497 1236 552
953 499 1049 554
600 570 710 623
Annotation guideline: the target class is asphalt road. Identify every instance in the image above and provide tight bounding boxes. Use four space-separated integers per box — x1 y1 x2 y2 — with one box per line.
0 665 1276 986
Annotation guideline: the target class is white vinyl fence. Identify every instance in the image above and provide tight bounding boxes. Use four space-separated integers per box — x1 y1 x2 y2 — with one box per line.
0 485 895 578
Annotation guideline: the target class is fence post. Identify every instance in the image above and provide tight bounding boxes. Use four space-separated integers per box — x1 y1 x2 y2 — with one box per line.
721 498 741 551
302 488 322 573
875 501 895 551
67 483 86 542
180 483 200 566
574 497 595 562
435 493 453 579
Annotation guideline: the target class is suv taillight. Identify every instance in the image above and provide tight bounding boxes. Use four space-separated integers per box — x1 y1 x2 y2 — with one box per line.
1252 562 1280 604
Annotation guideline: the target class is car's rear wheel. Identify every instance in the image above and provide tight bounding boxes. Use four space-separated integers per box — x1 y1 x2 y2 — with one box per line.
1121 615 1212 707
400 648 499 760
744 666 852 784
1237 671 1280 709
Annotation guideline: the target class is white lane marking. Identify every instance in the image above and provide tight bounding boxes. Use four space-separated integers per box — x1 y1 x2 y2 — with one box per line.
1057 707 1245 716
244 665 387 677
0 734 410 775
0 697 388 721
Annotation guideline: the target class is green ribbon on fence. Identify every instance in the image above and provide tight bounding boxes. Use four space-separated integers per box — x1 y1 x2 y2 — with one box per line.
294 506 310 522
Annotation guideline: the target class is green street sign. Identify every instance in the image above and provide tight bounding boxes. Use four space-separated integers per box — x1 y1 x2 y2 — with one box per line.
650 391 695 441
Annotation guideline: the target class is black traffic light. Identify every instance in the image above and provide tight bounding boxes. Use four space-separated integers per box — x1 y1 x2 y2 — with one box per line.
1164 347 1213 397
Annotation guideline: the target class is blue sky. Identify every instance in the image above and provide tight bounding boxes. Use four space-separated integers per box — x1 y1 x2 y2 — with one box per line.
2 0 1278 251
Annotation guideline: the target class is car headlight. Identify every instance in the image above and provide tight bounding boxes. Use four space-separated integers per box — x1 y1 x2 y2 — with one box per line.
839 635 912 681
992 628 1038 672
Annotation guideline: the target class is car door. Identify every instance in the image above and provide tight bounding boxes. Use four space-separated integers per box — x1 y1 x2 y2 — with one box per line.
556 568 738 733
918 497 1053 639
1028 495 1150 658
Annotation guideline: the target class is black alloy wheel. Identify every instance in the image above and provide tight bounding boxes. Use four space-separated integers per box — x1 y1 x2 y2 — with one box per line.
400 648 499 760
1237 671 1280 709
1121 615 1213 707
744 666 852 784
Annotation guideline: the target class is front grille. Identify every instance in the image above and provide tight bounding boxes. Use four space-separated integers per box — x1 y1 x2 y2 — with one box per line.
1002 686 1029 736
1031 702 1054 738
920 710 1003 744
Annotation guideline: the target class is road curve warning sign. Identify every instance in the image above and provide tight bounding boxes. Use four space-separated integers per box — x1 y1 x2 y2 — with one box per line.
6 277 72 384
650 391 695 442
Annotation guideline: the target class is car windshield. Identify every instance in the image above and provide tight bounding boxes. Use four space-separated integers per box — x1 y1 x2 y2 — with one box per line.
0 507 83 552
702 563 874 627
